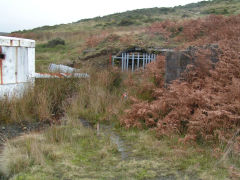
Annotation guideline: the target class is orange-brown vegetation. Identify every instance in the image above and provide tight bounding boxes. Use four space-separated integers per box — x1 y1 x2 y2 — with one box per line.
85 31 110 48
122 15 240 144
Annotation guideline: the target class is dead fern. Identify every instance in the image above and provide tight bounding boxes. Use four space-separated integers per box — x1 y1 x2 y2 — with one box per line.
122 15 240 144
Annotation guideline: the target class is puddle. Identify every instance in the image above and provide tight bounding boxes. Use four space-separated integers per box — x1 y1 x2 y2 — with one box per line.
79 118 129 160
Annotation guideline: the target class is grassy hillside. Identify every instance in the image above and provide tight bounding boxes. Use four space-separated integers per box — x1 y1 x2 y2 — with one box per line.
0 1 240 179
10 0 240 72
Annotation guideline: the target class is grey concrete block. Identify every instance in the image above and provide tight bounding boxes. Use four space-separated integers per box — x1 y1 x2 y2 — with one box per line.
165 44 219 84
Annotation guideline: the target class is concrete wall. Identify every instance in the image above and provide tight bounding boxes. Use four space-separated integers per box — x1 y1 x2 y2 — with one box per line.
165 45 219 84
165 50 192 84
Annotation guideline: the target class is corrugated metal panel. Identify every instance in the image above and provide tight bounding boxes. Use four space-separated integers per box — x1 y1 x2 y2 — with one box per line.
0 36 35 48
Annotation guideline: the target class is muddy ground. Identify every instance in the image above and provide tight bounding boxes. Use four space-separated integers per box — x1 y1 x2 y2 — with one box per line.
0 121 49 145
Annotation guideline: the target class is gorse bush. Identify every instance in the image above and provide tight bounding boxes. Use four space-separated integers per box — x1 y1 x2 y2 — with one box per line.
118 19 135 26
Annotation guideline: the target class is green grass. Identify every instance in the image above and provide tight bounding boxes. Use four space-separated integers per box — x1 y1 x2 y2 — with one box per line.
0 120 234 180
11 0 240 73
2 1 240 178
0 68 238 179
0 78 82 124
116 128 232 179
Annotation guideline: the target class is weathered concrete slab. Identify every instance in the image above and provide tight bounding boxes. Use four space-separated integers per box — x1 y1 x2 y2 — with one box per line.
165 44 219 84
165 50 192 84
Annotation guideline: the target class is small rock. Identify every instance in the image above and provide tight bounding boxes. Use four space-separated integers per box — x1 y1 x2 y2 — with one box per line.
2 126 5 130
23 127 27 130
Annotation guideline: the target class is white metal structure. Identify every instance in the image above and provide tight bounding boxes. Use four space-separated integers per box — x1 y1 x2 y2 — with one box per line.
0 36 35 98
112 53 157 72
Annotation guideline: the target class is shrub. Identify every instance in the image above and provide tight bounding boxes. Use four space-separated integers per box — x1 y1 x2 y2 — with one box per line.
202 8 229 15
107 71 122 92
46 38 65 48
85 32 109 48
118 19 134 26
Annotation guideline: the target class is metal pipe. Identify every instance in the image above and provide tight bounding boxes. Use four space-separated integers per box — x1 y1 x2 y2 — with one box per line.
143 53 145 69
126 53 129 71
146 53 148 64
132 53 134 72
124 53 127 71
121 53 124 72
35 72 89 79
137 53 140 69
112 56 115 67
49 64 76 73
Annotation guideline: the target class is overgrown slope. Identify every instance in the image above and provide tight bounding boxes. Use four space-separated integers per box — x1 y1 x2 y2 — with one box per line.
0 1 240 179
123 14 240 143
10 0 240 71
